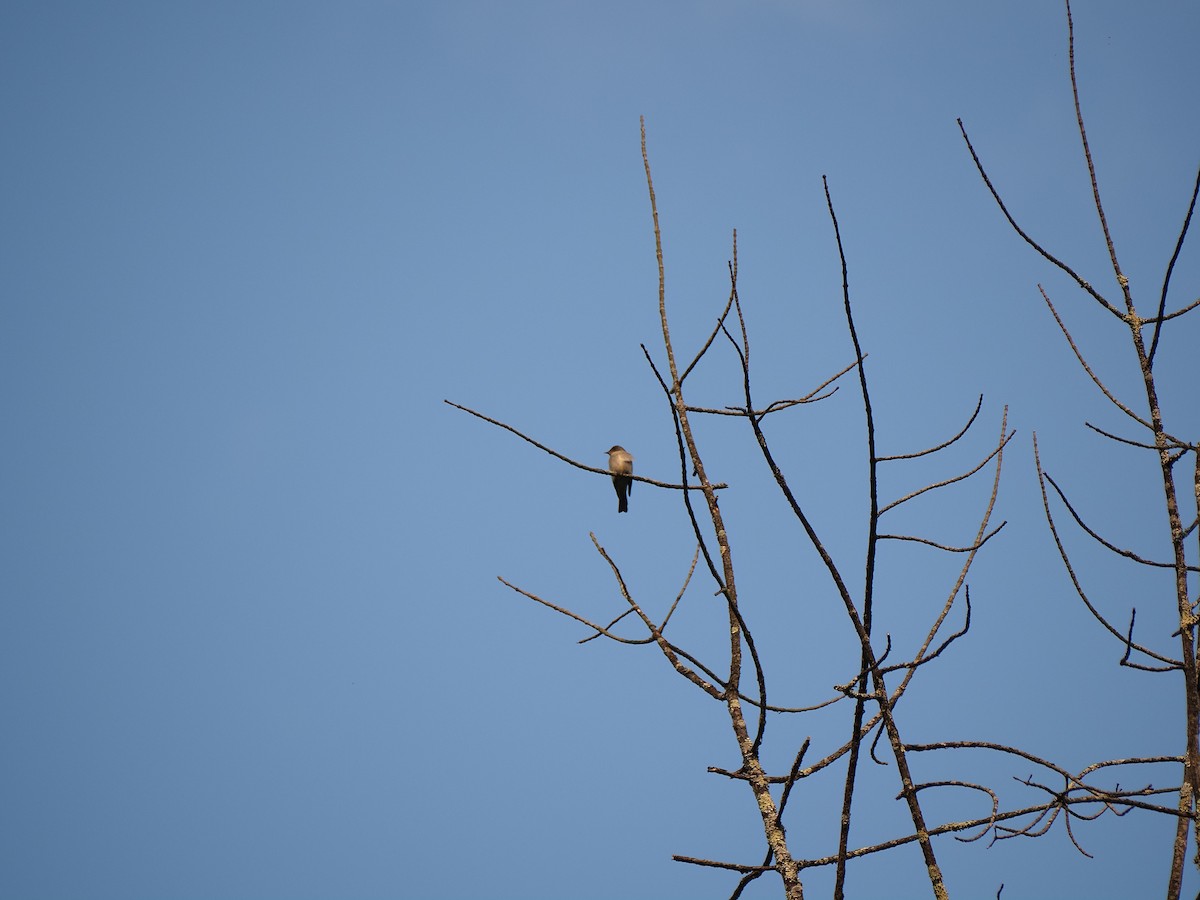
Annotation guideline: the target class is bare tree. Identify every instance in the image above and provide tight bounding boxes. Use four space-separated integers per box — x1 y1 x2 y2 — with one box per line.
447 2 1197 896
955 2 1199 896
450 129 1007 898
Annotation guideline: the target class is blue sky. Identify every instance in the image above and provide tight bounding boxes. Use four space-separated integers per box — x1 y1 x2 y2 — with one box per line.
2 1 1198 898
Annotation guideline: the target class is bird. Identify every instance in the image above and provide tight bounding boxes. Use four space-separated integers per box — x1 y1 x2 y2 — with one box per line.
606 445 634 513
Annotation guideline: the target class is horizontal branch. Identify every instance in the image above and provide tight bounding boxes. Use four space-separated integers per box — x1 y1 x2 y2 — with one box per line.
673 855 772 874
771 787 1184 872
687 356 862 418
1084 421 1171 452
690 393 838 416
878 523 1006 553
445 399 726 490
908 739 1186 792
1145 293 1200 323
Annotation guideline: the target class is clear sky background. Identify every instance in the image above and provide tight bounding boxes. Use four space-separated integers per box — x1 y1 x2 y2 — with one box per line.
3 1 1198 898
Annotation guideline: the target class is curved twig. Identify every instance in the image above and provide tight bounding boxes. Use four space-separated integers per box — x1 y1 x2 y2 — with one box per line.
879 430 1014 515
1035 287 1155 432
1043 471 1200 572
878 524 1006 553
1033 434 1180 666
1120 610 1178 674
879 395 984 461
957 118 1124 319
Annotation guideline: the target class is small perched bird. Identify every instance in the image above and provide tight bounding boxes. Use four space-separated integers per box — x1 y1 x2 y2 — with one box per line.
606 445 634 513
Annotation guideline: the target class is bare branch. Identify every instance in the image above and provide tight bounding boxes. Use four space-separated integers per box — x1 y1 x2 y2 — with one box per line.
1036 286 1158 432
1120 609 1178 674
783 781 1183 873
672 855 773 874
879 429 1014 515
725 740 816 900
822 177 949 900
1033 434 1179 666
957 118 1125 319
590 532 728 699
1148 160 1200 367
685 356 862 418
497 577 651 645
1064 0 1132 317
641 119 805 898
1084 421 1168 452
1077 755 1189 779
1148 294 1200 325
878 525 1006 554
444 399 727 491
883 585 973 676
1043 471 1200 572
879 395 984 461
909 780 999 843
578 543 701 645
883 409 1011 714
680 285 737 385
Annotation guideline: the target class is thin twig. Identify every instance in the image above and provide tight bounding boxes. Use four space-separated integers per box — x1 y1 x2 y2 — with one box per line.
1084 421 1169 452
879 395 984 461
1120 609 1178 673
1036 286 1156 432
1033 434 1178 666
879 430 1014 515
1065 0 1132 317
878 526 1006 553
1147 159 1199 365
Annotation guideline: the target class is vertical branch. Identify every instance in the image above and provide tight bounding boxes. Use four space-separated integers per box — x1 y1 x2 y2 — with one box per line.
823 174 883 900
822 178 946 900
1148 163 1200 368
738 176 948 900
1065 0 1132 315
1064 4 1200 890
640 118 803 900
723 238 774 760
